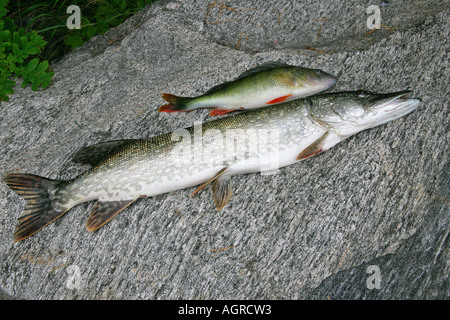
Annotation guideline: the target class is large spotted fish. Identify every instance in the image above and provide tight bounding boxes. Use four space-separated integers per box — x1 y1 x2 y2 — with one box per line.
4 90 420 241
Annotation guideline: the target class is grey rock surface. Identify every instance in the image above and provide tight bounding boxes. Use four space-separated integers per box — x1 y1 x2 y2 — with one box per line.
0 0 448 299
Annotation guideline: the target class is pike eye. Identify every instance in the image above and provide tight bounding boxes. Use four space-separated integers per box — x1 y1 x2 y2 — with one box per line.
357 91 367 98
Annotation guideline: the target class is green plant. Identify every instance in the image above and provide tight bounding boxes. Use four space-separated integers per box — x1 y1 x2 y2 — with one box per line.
0 0 54 102
64 0 153 50
1 0 156 102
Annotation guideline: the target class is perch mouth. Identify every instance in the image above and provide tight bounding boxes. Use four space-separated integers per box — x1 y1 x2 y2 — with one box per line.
308 71 337 91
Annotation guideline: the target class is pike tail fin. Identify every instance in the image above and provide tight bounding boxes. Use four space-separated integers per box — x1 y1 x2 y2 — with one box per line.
158 93 193 112
4 174 69 241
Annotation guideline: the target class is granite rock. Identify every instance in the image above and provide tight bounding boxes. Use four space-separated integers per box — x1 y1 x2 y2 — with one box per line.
0 0 448 299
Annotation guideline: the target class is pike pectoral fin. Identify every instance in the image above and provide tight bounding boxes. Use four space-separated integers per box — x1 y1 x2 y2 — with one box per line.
212 175 232 211
86 199 137 231
73 140 136 166
296 132 329 160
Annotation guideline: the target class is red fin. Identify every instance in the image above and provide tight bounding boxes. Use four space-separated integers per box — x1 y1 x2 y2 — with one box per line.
266 94 293 105
161 93 178 103
158 104 188 113
296 132 329 160
297 148 323 160
86 199 137 231
158 93 191 112
209 108 236 116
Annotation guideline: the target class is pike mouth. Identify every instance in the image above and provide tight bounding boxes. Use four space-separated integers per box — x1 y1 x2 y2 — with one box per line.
366 90 421 127
370 91 415 109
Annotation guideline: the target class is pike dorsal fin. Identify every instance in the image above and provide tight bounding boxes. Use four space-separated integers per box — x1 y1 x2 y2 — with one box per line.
86 199 137 231
72 140 137 166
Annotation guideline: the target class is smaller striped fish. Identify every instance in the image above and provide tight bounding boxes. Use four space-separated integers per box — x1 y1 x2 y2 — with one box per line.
158 62 337 116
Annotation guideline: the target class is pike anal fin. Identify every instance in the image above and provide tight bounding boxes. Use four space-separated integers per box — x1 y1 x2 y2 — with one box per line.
86 199 137 231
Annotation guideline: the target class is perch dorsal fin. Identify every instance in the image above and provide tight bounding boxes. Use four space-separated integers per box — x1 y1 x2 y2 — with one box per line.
235 62 292 80
205 62 292 95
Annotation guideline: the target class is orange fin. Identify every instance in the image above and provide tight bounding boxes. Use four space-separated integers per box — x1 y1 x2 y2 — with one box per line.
211 174 232 211
191 167 227 196
190 167 232 211
161 93 180 103
296 132 329 160
266 94 293 105
158 93 191 112
158 104 189 113
209 108 236 116
86 199 137 231
4 174 70 241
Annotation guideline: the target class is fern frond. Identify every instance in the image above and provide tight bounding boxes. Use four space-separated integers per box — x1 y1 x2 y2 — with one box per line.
15 58 54 91
0 0 54 102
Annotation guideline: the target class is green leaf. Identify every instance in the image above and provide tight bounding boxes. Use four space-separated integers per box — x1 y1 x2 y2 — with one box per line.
0 0 54 101
0 29 11 41
7 44 23 64
137 0 146 9
19 32 46 56
17 58 54 91
120 0 127 11
0 70 15 102
85 26 98 39
2 16 17 33
97 5 116 17
28 32 47 50
0 0 8 20
113 0 127 11
64 34 84 49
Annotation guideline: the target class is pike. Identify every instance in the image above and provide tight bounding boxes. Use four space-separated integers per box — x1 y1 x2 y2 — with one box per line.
4 90 420 241
158 62 337 116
